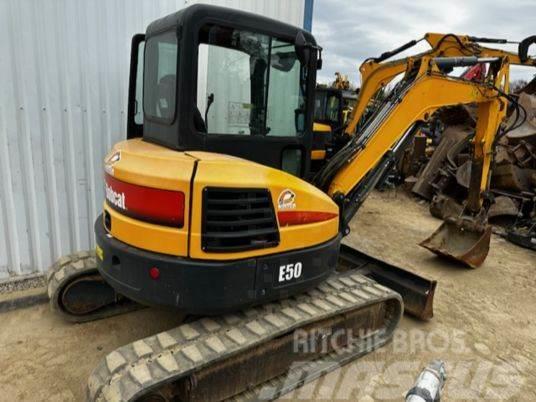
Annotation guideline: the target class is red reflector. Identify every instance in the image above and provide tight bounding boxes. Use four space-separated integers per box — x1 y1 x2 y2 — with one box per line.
105 173 185 227
277 211 338 226
149 267 160 280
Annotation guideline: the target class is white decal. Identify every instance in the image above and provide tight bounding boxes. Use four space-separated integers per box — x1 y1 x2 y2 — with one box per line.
278 262 303 283
105 183 126 210
278 189 296 210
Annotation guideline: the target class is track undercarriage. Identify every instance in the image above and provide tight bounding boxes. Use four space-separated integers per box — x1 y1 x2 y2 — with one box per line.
46 248 420 401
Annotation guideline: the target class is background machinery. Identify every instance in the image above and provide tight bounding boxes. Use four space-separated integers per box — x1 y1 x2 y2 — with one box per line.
46 5 535 401
311 86 357 172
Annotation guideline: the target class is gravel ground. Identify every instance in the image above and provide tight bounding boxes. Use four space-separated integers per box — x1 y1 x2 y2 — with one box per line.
0 189 534 401
0 274 46 294
285 190 536 401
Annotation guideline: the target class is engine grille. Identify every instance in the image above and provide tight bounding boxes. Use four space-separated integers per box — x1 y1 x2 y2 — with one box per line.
202 187 280 252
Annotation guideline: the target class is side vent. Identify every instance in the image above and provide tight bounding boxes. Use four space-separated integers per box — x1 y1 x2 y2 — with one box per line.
202 188 279 252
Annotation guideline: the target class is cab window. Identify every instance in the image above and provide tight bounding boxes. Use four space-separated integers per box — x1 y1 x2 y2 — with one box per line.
196 25 307 137
143 30 178 123
314 90 340 126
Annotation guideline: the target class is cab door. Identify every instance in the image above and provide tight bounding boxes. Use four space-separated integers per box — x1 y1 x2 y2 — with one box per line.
127 34 145 139
193 25 315 178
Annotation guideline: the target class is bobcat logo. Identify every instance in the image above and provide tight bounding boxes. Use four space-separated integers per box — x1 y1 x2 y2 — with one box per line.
278 189 296 210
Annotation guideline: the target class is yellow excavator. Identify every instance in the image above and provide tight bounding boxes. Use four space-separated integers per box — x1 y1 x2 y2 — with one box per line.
45 5 535 401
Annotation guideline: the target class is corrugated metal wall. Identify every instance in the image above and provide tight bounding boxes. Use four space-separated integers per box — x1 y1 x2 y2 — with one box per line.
0 0 306 280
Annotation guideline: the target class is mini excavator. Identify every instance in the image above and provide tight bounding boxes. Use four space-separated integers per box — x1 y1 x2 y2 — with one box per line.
45 5 536 401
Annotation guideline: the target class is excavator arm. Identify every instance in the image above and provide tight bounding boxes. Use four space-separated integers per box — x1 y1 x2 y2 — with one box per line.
331 58 507 201
316 36 536 267
345 33 535 136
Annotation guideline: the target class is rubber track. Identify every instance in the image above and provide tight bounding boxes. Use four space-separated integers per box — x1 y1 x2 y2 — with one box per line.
47 251 140 323
232 331 390 402
88 271 403 401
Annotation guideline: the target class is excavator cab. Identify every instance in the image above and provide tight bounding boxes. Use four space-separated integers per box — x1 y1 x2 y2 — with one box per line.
127 4 321 178
314 87 358 135
310 87 342 168
314 87 344 131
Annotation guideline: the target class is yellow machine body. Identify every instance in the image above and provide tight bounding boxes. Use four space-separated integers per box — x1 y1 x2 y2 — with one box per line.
104 138 339 260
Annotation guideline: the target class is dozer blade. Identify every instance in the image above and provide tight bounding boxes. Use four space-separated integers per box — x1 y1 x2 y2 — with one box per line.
419 220 492 268
338 244 436 321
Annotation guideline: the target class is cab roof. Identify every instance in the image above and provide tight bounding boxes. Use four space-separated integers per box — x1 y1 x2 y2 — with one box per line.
146 3 316 45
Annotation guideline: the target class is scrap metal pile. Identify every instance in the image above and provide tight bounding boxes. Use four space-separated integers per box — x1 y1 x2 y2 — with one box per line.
398 77 536 251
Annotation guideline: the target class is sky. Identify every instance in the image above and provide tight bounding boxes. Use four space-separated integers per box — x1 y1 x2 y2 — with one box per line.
311 0 536 87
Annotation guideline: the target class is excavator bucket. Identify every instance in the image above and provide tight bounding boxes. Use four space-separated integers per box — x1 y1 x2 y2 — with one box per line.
420 220 492 268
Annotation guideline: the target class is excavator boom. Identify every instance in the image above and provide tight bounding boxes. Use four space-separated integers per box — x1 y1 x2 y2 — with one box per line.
317 35 535 266
345 33 535 137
